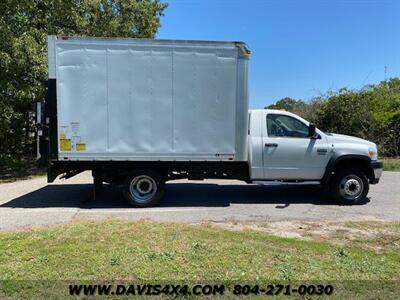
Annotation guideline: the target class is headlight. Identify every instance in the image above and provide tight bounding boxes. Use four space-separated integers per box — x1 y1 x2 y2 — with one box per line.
368 147 378 160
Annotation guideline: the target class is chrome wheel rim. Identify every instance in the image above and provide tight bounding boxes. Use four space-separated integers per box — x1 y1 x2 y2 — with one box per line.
339 175 363 200
129 175 157 203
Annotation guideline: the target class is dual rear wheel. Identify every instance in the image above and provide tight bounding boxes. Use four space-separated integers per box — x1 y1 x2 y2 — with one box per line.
122 169 165 207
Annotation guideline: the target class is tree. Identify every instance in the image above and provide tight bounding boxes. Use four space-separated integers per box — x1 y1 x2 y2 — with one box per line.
314 88 373 138
0 0 168 158
265 97 307 115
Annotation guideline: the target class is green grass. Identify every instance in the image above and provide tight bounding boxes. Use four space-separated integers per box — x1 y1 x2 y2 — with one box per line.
0 220 399 298
383 157 400 171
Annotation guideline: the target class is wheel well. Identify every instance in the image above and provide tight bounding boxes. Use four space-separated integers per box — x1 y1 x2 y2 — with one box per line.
333 158 374 181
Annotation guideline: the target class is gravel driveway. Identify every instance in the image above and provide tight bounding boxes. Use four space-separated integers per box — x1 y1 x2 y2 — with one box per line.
0 171 399 231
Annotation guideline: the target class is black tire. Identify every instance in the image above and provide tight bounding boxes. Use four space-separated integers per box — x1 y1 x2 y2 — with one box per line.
122 169 165 208
329 168 369 205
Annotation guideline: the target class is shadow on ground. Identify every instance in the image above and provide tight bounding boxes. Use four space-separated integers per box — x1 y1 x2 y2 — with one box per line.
0 182 370 209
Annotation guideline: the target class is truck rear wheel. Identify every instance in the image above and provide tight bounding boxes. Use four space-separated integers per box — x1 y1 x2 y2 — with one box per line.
330 168 369 205
123 169 165 207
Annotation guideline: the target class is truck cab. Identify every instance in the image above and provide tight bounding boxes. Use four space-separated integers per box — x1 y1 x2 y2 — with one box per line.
248 109 383 204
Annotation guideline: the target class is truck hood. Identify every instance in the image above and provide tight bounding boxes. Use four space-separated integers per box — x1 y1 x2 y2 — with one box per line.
327 133 376 148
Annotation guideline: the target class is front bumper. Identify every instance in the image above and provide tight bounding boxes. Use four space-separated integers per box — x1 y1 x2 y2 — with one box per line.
370 160 383 184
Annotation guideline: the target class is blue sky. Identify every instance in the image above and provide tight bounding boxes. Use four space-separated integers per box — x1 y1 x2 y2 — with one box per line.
157 0 400 108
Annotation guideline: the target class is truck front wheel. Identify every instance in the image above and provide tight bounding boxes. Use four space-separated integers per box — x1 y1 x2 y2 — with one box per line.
330 168 369 205
123 169 165 207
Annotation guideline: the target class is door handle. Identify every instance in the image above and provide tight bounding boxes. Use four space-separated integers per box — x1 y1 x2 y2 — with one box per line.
265 143 278 147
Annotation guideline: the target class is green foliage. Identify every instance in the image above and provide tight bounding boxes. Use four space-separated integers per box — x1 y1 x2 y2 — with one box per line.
268 78 400 157
314 88 373 138
0 0 167 160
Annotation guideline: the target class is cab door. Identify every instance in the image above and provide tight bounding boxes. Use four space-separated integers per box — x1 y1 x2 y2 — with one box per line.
262 112 330 180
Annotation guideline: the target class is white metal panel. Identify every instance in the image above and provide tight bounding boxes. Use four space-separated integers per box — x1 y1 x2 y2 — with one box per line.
52 37 249 161
107 49 132 153
107 49 174 154
235 58 249 161
57 46 108 154
149 50 174 153
172 51 237 154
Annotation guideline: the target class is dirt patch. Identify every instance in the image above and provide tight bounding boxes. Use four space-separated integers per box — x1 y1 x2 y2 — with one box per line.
207 219 400 251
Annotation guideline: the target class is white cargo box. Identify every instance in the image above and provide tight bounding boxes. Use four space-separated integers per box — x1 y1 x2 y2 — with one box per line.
48 36 249 161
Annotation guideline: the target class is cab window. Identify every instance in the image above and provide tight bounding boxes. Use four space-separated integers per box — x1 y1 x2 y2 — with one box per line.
267 114 309 138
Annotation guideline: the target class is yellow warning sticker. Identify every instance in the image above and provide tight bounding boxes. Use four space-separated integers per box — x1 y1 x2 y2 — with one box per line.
59 133 66 139
60 139 72 151
76 143 86 151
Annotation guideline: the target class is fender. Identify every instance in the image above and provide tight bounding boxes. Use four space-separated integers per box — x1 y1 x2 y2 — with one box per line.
322 152 372 184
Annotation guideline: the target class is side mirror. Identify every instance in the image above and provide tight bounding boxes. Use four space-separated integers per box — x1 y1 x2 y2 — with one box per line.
308 123 317 138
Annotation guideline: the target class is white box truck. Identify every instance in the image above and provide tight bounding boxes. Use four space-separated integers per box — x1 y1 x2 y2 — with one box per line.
37 36 382 207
